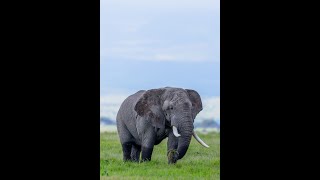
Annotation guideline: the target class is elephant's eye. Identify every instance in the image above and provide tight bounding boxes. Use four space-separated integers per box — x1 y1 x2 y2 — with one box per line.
170 106 173 110
149 114 154 118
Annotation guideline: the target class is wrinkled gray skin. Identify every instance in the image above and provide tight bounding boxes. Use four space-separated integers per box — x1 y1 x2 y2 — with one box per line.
116 87 203 164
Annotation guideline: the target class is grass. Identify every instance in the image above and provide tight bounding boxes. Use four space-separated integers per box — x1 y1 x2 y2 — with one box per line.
100 131 220 180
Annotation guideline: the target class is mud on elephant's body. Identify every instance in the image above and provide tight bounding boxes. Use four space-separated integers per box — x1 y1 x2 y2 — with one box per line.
116 87 209 164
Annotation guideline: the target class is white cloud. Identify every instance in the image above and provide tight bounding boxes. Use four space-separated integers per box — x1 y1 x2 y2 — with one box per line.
107 20 149 33
152 54 211 62
100 94 220 123
101 42 219 63
101 0 220 12
153 54 177 61
100 94 128 120
100 94 128 105
196 96 220 122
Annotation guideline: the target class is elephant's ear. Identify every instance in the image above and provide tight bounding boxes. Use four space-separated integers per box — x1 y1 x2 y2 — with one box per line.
185 89 203 119
148 106 165 129
134 89 165 128
134 89 164 116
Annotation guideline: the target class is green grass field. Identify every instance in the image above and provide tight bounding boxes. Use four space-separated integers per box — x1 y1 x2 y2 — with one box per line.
100 131 220 180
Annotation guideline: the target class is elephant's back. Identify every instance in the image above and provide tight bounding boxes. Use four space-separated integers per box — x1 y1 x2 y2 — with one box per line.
116 90 146 143
117 90 145 117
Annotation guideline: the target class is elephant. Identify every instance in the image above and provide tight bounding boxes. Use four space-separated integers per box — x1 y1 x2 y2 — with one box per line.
116 87 209 164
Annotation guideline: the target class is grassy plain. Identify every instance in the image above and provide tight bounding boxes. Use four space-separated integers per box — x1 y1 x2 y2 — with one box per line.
100 131 220 180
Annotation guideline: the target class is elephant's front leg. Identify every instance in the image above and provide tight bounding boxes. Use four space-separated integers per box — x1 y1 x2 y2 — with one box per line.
167 130 179 164
140 130 156 162
131 144 141 162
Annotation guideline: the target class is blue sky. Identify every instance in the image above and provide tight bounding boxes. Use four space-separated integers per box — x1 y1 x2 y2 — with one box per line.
100 0 220 122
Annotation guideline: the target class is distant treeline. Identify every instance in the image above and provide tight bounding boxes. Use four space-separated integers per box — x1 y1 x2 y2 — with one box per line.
100 117 116 125
101 117 219 129
194 119 220 129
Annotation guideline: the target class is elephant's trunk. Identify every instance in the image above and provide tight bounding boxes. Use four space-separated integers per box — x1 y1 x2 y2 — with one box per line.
176 117 193 160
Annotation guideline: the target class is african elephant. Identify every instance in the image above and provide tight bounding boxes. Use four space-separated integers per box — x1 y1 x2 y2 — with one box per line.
116 87 209 164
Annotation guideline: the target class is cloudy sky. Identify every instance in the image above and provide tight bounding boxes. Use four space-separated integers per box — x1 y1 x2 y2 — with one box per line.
100 0 220 123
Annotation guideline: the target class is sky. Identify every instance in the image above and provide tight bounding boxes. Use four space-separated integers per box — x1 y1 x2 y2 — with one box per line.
100 0 220 123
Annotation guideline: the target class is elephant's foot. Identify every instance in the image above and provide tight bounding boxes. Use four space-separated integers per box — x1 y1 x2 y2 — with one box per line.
140 146 154 162
167 149 179 164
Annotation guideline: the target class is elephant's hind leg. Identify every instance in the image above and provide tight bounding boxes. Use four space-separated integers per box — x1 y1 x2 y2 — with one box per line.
131 144 141 162
121 142 133 161
117 121 135 162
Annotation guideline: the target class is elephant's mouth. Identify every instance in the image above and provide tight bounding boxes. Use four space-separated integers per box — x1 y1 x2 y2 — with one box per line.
171 125 210 148
165 119 171 128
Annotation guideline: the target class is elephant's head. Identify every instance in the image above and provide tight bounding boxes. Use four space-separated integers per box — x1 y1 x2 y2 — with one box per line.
134 87 209 163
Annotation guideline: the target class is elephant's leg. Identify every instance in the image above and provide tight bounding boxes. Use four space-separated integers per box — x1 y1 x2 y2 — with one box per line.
118 121 135 162
122 142 133 161
167 130 179 164
141 146 154 162
131 144 141 162
140 130 156 162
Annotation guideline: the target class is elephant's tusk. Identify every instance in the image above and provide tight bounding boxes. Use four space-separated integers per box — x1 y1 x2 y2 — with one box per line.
193 131 209 148
172 126 181 137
